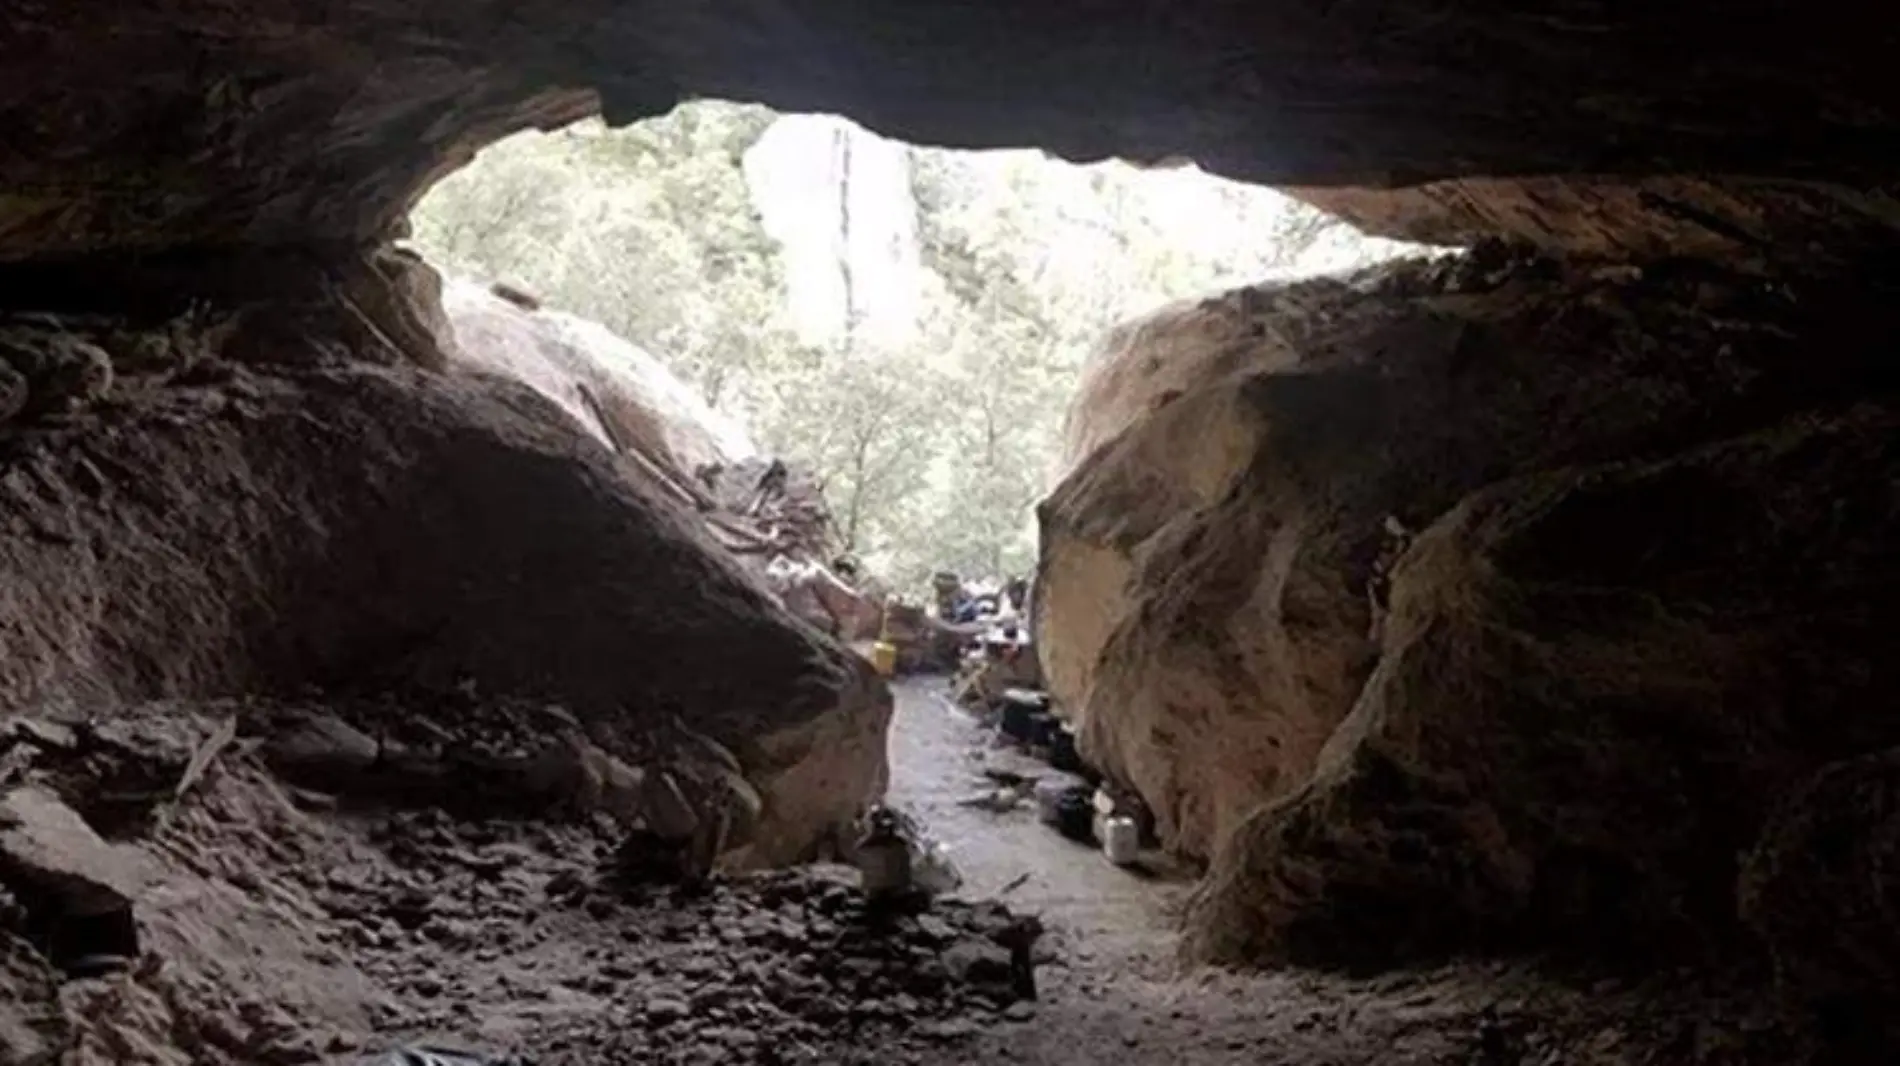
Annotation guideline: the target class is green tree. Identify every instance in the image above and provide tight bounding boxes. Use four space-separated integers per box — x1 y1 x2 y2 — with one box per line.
409 101 1411 592
410 106 800 412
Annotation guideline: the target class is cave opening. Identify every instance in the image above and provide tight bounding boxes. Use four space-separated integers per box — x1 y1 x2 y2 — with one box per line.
394 102 1437 973
401 100 1423 594
4 6 1900 1065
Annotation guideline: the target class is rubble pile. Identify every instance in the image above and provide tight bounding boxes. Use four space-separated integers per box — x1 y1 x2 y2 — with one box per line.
323 808 1045 1063
696 457 835 564
535 870 1043 1064
0 701 1045 1066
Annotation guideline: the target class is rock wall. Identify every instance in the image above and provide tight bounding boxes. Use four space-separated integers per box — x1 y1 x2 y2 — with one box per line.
1742 747 1900 1054
1036 248 1900 971
0 309 889 866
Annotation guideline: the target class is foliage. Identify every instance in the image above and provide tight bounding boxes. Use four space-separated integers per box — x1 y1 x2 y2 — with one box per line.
409 102 1412 592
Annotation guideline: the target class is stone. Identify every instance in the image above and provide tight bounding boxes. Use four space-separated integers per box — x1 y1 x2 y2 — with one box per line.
258 712 379 777
940 941 1014 988
917 1019 979 1042
0 361 26 426
442 279 754 487
644 997 690 1026
0 331 113 419
1038 255 1900 970
1188 398 1900 967
10 720 76 753
0 931 66 1066
0 786 140 918
1 1 1897 265
1 365 890 869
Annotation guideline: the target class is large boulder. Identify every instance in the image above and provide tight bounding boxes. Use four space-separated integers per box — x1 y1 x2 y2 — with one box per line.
441 278 756 480
0 354 888 866
1189 404 1900 967
1036 250 1900 964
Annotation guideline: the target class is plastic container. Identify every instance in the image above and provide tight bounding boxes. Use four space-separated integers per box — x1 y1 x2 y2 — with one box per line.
1055 786 1096 843
871 641 898 678
855 810 912 899
1001 700 1039 742
1047 723 1083 773
1034 779 1069 825
1102 815 1140 866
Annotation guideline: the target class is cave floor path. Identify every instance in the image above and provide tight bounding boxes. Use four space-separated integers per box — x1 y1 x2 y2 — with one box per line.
884 678 1474 1066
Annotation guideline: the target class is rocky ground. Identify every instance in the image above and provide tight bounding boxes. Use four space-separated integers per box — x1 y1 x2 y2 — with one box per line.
0 697 1038 1066
882 679 1807 1066
0 681 1827 1066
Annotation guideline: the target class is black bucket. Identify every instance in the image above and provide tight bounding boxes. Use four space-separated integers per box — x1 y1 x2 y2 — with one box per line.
1022 711 1057 749
1000 700 1039 742
1030 713 1062 748
1046 723 1083 774
1054 785 1095 843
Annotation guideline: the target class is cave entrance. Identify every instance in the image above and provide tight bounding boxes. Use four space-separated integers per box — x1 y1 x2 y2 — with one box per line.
405 101 1415 597
403 99 1420 956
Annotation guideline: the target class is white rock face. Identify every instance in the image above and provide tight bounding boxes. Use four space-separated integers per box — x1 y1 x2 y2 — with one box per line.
440 279 756 478
743 114 921 348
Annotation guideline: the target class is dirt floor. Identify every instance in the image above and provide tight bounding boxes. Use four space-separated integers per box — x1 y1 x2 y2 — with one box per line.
883 678 1794 1066
3 680 1802 1066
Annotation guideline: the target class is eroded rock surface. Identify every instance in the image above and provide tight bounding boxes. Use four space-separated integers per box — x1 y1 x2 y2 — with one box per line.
0 927 65 1066
1193 404 1900 967
1742 747 1900 1057
1036 249 1900 975
3 2 1900 261
0 346 887 866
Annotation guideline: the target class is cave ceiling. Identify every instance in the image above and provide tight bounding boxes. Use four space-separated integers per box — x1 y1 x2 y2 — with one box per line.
2 0 1898 262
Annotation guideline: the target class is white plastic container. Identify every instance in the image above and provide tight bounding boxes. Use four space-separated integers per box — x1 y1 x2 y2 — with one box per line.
1102 815 1140 866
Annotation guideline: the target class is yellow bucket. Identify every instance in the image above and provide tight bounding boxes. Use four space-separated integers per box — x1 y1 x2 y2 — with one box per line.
870 640 898 678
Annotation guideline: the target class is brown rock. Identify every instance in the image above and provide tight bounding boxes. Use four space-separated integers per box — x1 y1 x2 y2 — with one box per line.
0 786 141 918
1741 748 1900 1055
0 329 113 419
0 363 889 867
259 712 380 777
441 279 755 484
0 360 27 425
1189 402 1900 967
0 929 66 1066
0 3 1897 262
1039 254 1900 967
